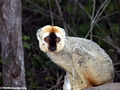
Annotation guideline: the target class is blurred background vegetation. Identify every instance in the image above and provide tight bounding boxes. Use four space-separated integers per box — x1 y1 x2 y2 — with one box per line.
1 0 120 90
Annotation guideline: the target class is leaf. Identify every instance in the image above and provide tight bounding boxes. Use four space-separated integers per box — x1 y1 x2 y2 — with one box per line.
45 76 55 81
31 59 40 67
23 43 31 49
22 35 30 41
66 4 73 13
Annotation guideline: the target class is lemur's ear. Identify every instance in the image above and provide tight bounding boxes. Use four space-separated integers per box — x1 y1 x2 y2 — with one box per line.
36 25 51 40
36 28 42 40
60 28 66 36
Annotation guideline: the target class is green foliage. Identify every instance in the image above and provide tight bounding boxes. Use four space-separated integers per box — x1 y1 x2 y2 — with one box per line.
84 4 92 13
22 35 31 49
66 4 72 13
112 24 120 33
78 23 90 37
23 35 30 41
23 43 31 49
45 76 55 81
107 1 118 13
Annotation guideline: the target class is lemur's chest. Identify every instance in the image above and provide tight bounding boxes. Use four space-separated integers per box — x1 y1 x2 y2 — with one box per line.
47 49 73 72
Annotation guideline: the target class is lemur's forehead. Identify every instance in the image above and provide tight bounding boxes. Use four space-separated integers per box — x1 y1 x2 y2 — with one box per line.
40 25 63 37
42 32 50 38
55 33 62 38
42 32 62 37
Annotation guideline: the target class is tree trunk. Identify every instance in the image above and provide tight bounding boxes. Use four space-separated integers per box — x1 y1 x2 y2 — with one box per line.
0 0 26 88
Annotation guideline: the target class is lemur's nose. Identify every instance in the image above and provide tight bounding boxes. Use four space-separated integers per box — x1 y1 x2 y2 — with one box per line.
49 47 56 52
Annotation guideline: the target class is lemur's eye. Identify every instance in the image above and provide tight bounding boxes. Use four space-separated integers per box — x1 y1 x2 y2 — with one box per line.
44 37 49 42
56 37 61 42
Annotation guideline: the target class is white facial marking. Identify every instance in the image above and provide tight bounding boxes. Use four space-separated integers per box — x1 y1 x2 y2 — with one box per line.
55 33 62 43
42 32 50 43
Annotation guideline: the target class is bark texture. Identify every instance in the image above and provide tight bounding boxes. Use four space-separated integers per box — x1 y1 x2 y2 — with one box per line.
0 0 26 87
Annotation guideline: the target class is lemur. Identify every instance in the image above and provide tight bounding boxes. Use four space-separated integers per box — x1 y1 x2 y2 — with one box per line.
36 25 114 90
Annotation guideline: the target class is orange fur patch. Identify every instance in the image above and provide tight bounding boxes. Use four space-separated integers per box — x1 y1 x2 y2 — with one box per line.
40 25 63 36
85 74 97 86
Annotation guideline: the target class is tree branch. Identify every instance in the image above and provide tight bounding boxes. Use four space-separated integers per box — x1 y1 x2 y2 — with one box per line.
85 0 110 38
55 0 68 35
